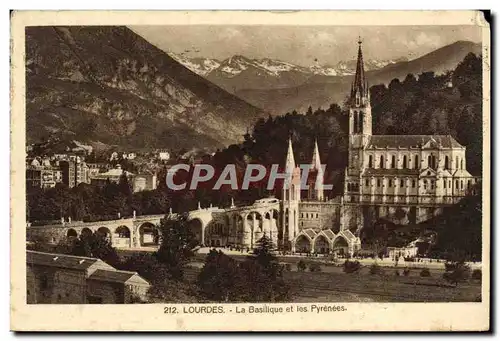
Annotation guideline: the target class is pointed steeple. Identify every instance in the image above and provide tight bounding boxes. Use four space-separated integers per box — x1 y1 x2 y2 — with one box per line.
285 137 296 174
351 37 368 106
311 139 322 171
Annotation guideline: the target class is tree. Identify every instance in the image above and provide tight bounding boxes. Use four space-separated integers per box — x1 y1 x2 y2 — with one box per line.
238 235 290 302
197 249 243 302
442 252 471 287
120 253 199 303
155 213 197 281
72 232 121 268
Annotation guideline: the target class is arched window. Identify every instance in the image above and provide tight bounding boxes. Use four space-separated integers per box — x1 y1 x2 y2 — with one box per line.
391 155 396 169
445 156 449 169
443 179 447 188
400 179 404 187
414 155 419 169
353 111 358 133
461 159 464 170
428 155 432 168
456 180 459 189
461 180 464 190
412 180 416 188
389 179 392 187
403 155 407 169
456 156 459 169
380 155 385 169
377 179 381 187
368 155 373 168
365 179 369 186
358 111 363 133
423 180 427 190
432 155 437 169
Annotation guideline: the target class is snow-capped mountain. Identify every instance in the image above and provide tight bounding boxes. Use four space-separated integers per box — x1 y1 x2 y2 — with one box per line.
329 57 409 76
168 52 221 76
169 53 410 92
215 55 311 77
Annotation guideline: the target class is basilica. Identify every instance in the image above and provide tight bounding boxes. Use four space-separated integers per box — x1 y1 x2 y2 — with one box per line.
280 40 481 255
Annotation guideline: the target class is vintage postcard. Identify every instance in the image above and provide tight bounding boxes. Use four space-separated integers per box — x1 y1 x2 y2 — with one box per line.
10 10 490 331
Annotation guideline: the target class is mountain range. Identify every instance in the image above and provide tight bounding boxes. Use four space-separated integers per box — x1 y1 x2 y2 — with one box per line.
170 41 481 114
238 41 481 114
25 26 264 152
169 52 408 92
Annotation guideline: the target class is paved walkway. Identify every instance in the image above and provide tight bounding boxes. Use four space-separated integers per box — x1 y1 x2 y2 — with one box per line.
196 247 482 270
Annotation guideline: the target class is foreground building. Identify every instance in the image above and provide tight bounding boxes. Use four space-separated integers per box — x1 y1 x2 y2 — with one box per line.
26 250 150 304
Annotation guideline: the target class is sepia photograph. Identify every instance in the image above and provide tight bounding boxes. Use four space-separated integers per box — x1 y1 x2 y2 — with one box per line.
10 10 490 331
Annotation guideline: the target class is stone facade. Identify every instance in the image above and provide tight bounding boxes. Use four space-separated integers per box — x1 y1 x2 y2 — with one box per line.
27 251 150 304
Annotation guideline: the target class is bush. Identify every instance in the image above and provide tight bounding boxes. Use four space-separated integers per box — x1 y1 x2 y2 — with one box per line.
471 269 482 280
403 268 411 276
343 260 361 274
420 268 431 277
443 262 471 286
395 270 400 276
369 263 383 275
309 263 322 272
284 263 292 272
297 260 307 272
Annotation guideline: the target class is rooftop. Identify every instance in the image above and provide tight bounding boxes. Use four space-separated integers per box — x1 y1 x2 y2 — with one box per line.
366 135 463 149
27 250 100 270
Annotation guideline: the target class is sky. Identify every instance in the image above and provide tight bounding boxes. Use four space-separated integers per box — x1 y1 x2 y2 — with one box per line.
131 25 482 67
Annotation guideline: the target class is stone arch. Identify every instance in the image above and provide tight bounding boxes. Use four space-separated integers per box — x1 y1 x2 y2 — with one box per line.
115 226 130 238
138 222 160 246
96 226 112 242
269 209 280 244
294 234 312 253
314 234 331 254
332 236 349 256
187 218 203 245
66 228 77 239
81 227 93 238
114 225 131 248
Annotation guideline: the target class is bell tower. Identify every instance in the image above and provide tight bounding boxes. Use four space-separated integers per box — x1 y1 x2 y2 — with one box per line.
343 38 371 232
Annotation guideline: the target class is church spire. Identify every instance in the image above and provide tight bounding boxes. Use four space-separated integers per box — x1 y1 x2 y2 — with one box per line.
285 137 296 174
311 139 322 171
351 37 368 106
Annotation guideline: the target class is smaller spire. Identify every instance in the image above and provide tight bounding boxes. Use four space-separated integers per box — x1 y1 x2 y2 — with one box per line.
285 136 296 174
311 139 322 171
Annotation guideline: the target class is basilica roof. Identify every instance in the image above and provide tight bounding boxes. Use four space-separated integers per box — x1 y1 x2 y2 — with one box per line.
366 135 463 149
